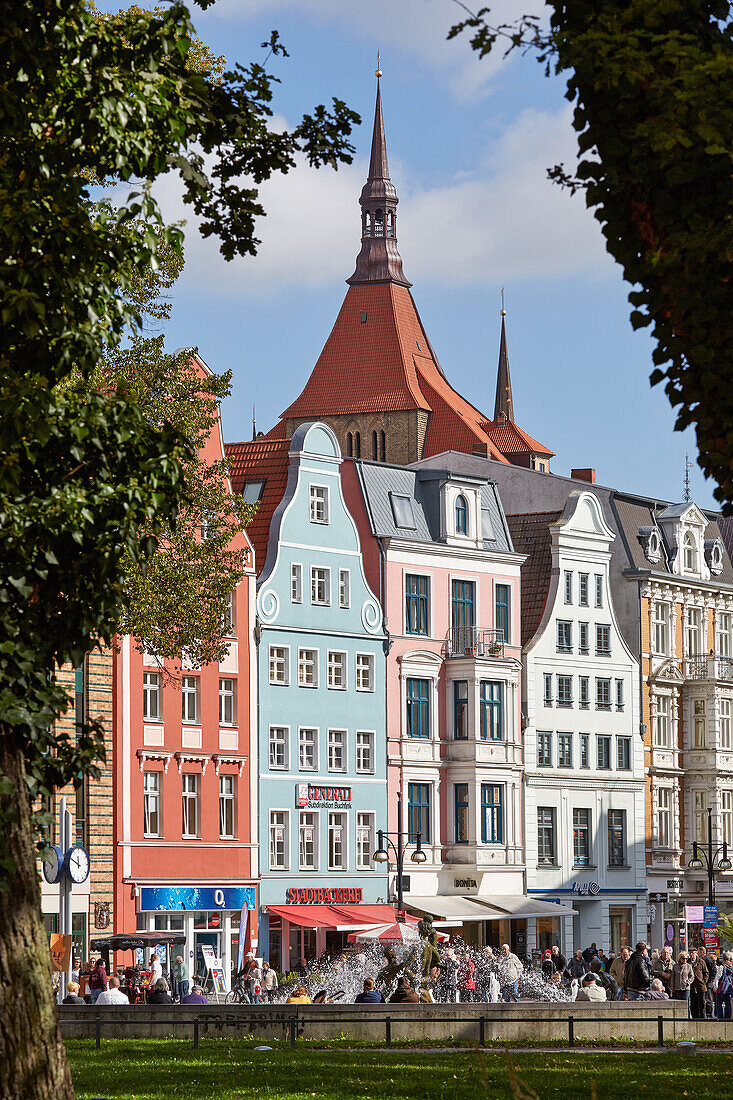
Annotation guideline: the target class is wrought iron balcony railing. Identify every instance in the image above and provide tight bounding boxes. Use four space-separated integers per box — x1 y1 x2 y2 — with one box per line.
683 654 733 682
448 627 505 659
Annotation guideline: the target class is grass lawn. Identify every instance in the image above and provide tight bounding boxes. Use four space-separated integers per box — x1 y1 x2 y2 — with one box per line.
66 1039 729 1099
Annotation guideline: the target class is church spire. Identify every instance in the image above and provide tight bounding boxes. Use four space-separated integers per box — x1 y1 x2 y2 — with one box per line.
347 66 410 287
493 291 514 422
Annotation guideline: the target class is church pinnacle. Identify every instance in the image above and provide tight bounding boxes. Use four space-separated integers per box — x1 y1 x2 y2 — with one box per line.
493 291 514 423
347 69 411 287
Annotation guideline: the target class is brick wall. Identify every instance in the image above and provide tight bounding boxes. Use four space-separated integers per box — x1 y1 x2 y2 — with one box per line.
285 410 427 465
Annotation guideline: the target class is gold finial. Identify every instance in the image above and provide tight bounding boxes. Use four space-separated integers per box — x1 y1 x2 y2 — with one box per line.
376 50 382 79
500 287 506 317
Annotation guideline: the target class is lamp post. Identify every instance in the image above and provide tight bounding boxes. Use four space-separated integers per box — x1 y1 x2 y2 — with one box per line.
688 806 732 906
372 790 427 912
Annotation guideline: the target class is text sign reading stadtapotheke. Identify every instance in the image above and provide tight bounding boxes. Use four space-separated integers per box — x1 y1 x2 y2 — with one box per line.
296 783 352 808
285 887 363 905
704 905 719 928
140 887 256 912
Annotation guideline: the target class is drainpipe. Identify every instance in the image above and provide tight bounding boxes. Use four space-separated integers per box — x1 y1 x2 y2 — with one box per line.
376 536 396 901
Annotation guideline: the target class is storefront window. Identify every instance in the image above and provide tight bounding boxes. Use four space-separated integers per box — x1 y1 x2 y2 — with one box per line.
536 917 559 952
609 907 632 953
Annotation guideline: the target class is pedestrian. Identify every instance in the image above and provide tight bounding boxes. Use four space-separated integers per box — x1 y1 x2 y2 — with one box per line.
575 974 606 1002
458 952 476 1002
541 950 554 980
96 976 129 1005
568 951 589 982
590 957 619 1001
61 981 85 1006
440 947 459 1003
389 977 419 1004
148 952 163 990
285 985 312 1005
247 959 263 1003
355 978 384 1004
647 978 670 1000
499 943 522 1002
261 961 279 1002
173 955 189 1002
670 952 693 1013
88 958 108 1005
690 948 708 1020
653 946 674 996
716 951 733 1020
609 947 629 987
181 984 208 1005
147 977 173 1005
623 942 653 1000
581 942 598 965
550 945 566 974
702 947 718 1019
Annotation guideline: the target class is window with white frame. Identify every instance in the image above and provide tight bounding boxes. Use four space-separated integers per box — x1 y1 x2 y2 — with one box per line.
654 695 671 748
722 791 733 844
616 679 625 710
299 728 318 771
657 787 671 848
299 811 317 869
693 699 706 747
219 678 236 725
270 810 288 869
357 813 374 870
579 676 590 709
311 566 330 605
537 732 552 767
653 601 670 655
269 726 288 770
221 591 236 637
143 771 161 836
579 622 589 654
596 678 611 710
694 790 707 842
685 606 702 656
597 735 611 769
356 731 374 773
557 675 573 708
595 574 604 608
291 563 303 603
717 612 732 657
181 675 199 723
537 807 556 865
309 485 329 523
721 699 732 749
329 812 347 869
617 736 631 770
557 620 572 652
339 569 350 609
683 531 697 573
356 653 375 692
564 571 573 604
579 733 589 768
558 733 572 767
143 672 160 720
579 573 589 606
327 651 346 690
543 673 553 706
298 648 318 688
219 774 236 839
181 773 199 838
269 645 289 686
328 729 346 772
596 624 611 656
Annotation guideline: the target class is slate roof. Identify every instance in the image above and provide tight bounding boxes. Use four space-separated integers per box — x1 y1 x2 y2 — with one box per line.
225 437 291 575
505 512 559 645
611 494 733 585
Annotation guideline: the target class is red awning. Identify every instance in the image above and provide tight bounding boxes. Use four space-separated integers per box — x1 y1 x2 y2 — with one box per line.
266 903 405 930
330 904 409 926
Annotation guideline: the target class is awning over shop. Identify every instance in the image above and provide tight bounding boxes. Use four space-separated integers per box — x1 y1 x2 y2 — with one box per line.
405 896 504 922
486 895 578 919
265 903 406 931
405 895 577 922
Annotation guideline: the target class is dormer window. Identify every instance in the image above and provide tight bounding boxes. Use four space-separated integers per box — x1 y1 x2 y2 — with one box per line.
455 495 468 535
706 538 724 576
647 529 660 562
684 531 697 573
374 209 384 237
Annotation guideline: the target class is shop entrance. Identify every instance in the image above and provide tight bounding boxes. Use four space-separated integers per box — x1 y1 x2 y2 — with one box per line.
609 907 632 954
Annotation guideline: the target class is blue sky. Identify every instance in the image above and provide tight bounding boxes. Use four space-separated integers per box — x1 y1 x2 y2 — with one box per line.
104 1 714 508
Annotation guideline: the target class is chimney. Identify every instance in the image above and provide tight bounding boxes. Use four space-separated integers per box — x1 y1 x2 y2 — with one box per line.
572 468 596 484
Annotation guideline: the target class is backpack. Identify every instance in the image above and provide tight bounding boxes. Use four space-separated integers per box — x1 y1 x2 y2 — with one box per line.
719 969 733 997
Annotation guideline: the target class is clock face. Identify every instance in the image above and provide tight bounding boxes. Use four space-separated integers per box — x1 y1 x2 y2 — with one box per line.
66 846 90 884
42 845 63 884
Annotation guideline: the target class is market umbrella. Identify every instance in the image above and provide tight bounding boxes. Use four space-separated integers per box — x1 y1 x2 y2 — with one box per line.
348 921 448 944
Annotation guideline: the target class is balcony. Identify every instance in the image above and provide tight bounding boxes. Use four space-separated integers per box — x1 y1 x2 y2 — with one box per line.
448 627 505 659
683 654 733 683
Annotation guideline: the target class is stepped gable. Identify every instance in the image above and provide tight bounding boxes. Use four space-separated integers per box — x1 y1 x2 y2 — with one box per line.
226 437 291 574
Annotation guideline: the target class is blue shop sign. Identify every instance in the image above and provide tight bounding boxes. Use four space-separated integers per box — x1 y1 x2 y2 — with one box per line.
140 886 256 912
703 905 719 929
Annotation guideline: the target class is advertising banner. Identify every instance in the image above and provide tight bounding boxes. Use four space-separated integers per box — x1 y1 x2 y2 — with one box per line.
211 965 228 995
685 905 704 924
703 905 719 928
703 928 720 951
140 886 256 912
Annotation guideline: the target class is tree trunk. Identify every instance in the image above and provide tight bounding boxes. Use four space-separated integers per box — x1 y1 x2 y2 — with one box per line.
0 733 74 1100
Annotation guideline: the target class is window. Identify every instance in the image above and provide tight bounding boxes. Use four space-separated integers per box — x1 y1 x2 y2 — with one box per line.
299 812 317 869
356 653 375 692
722 792 733 845
721 699 732 749
454 784 469 843
269 726 288 770
694 790 707 842
685 606 702 656
269 646 289 686
181 675 199 723
558 733 573 767
328 729 346 772
405 575 429 635
298 648 318 688
329 812 347 869
481 784 503 843
480 680 503 740
693 699 706 747
654 695 671 748
379 430 386 461
339 569 350 609
615 679 625 711
563 570 573 604
481 508 494 540
219 678 236 725
327 651 346 690
181 773 199 838
454 680 468 739
270 811 288 869
311 566 330 605
537 807 556 865
221 591 236 637
543 673 553 706
219 775 236 839
557 675 573 708
407 677 430 737
143 772 160 836
595 574 604 608
597 735 611 769
657 788 671 848
143 672 160 720
573 809 590 866
557 620 572 652
309 485 329 524
452 580 475 651
579 573 589 606
455 494 468 534
299 728 318 771
408 783 431 843
291 563 303 603
683 531 697 572
390 493 416 529
537 731 552 767
372 430 378 460
357 813 374 869
356 732 374 773
596 625 611 656
579 733 589 768
579 622 589 654
596 678 611 710
495 584 511 643
717 612 731 657
617 736 631 770
241 479 265 504
200 509 216 541
653 602 670 655
579 676 590 709
608 809 626 866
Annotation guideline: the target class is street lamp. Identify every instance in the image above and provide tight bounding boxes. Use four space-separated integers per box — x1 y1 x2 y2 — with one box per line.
373 790 426 912
688 806 732 906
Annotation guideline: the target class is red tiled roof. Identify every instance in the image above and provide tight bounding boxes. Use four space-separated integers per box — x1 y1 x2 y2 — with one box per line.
505 511 561 644
483 420 555 458
225 438 291 574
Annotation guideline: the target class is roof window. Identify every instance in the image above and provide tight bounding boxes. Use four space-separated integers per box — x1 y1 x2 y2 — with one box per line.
361 312 367 324
389 493 416 530
242 480 265 504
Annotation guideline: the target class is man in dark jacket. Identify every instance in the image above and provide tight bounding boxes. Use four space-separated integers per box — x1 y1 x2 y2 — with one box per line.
568 951 589 980
389 977 420 1004
624 942 653 999
550 945 566 974
702 948 718 1019
582 942 598 965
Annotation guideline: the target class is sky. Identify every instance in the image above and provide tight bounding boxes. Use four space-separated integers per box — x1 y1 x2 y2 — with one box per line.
102 0 714 508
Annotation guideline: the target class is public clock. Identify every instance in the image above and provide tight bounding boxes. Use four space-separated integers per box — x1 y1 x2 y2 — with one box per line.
65 845 91 885
42 845 65 885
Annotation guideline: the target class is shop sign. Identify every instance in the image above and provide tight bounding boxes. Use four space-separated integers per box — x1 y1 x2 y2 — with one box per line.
703 905 719 928
296 783 352 808
648 892 668 904
285 887 363 905
572 881 600 896
667 879 684 890
139 886 256 912
454 877 477 890
703 928 719 951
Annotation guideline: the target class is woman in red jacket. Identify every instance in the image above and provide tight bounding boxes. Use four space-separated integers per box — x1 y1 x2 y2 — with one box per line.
458 952 476 1003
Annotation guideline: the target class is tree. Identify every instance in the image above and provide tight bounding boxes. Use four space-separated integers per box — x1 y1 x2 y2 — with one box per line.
0 3 358 1096
451 2 733 506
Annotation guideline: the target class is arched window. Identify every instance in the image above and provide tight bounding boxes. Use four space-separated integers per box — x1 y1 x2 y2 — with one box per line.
455 495 468 535
684 531 697 572
374 208 384 237
362 211 369 238
354 431 361 459
386 211 395 238
347 433 354 458
379 430 386 462
371 431 378 460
